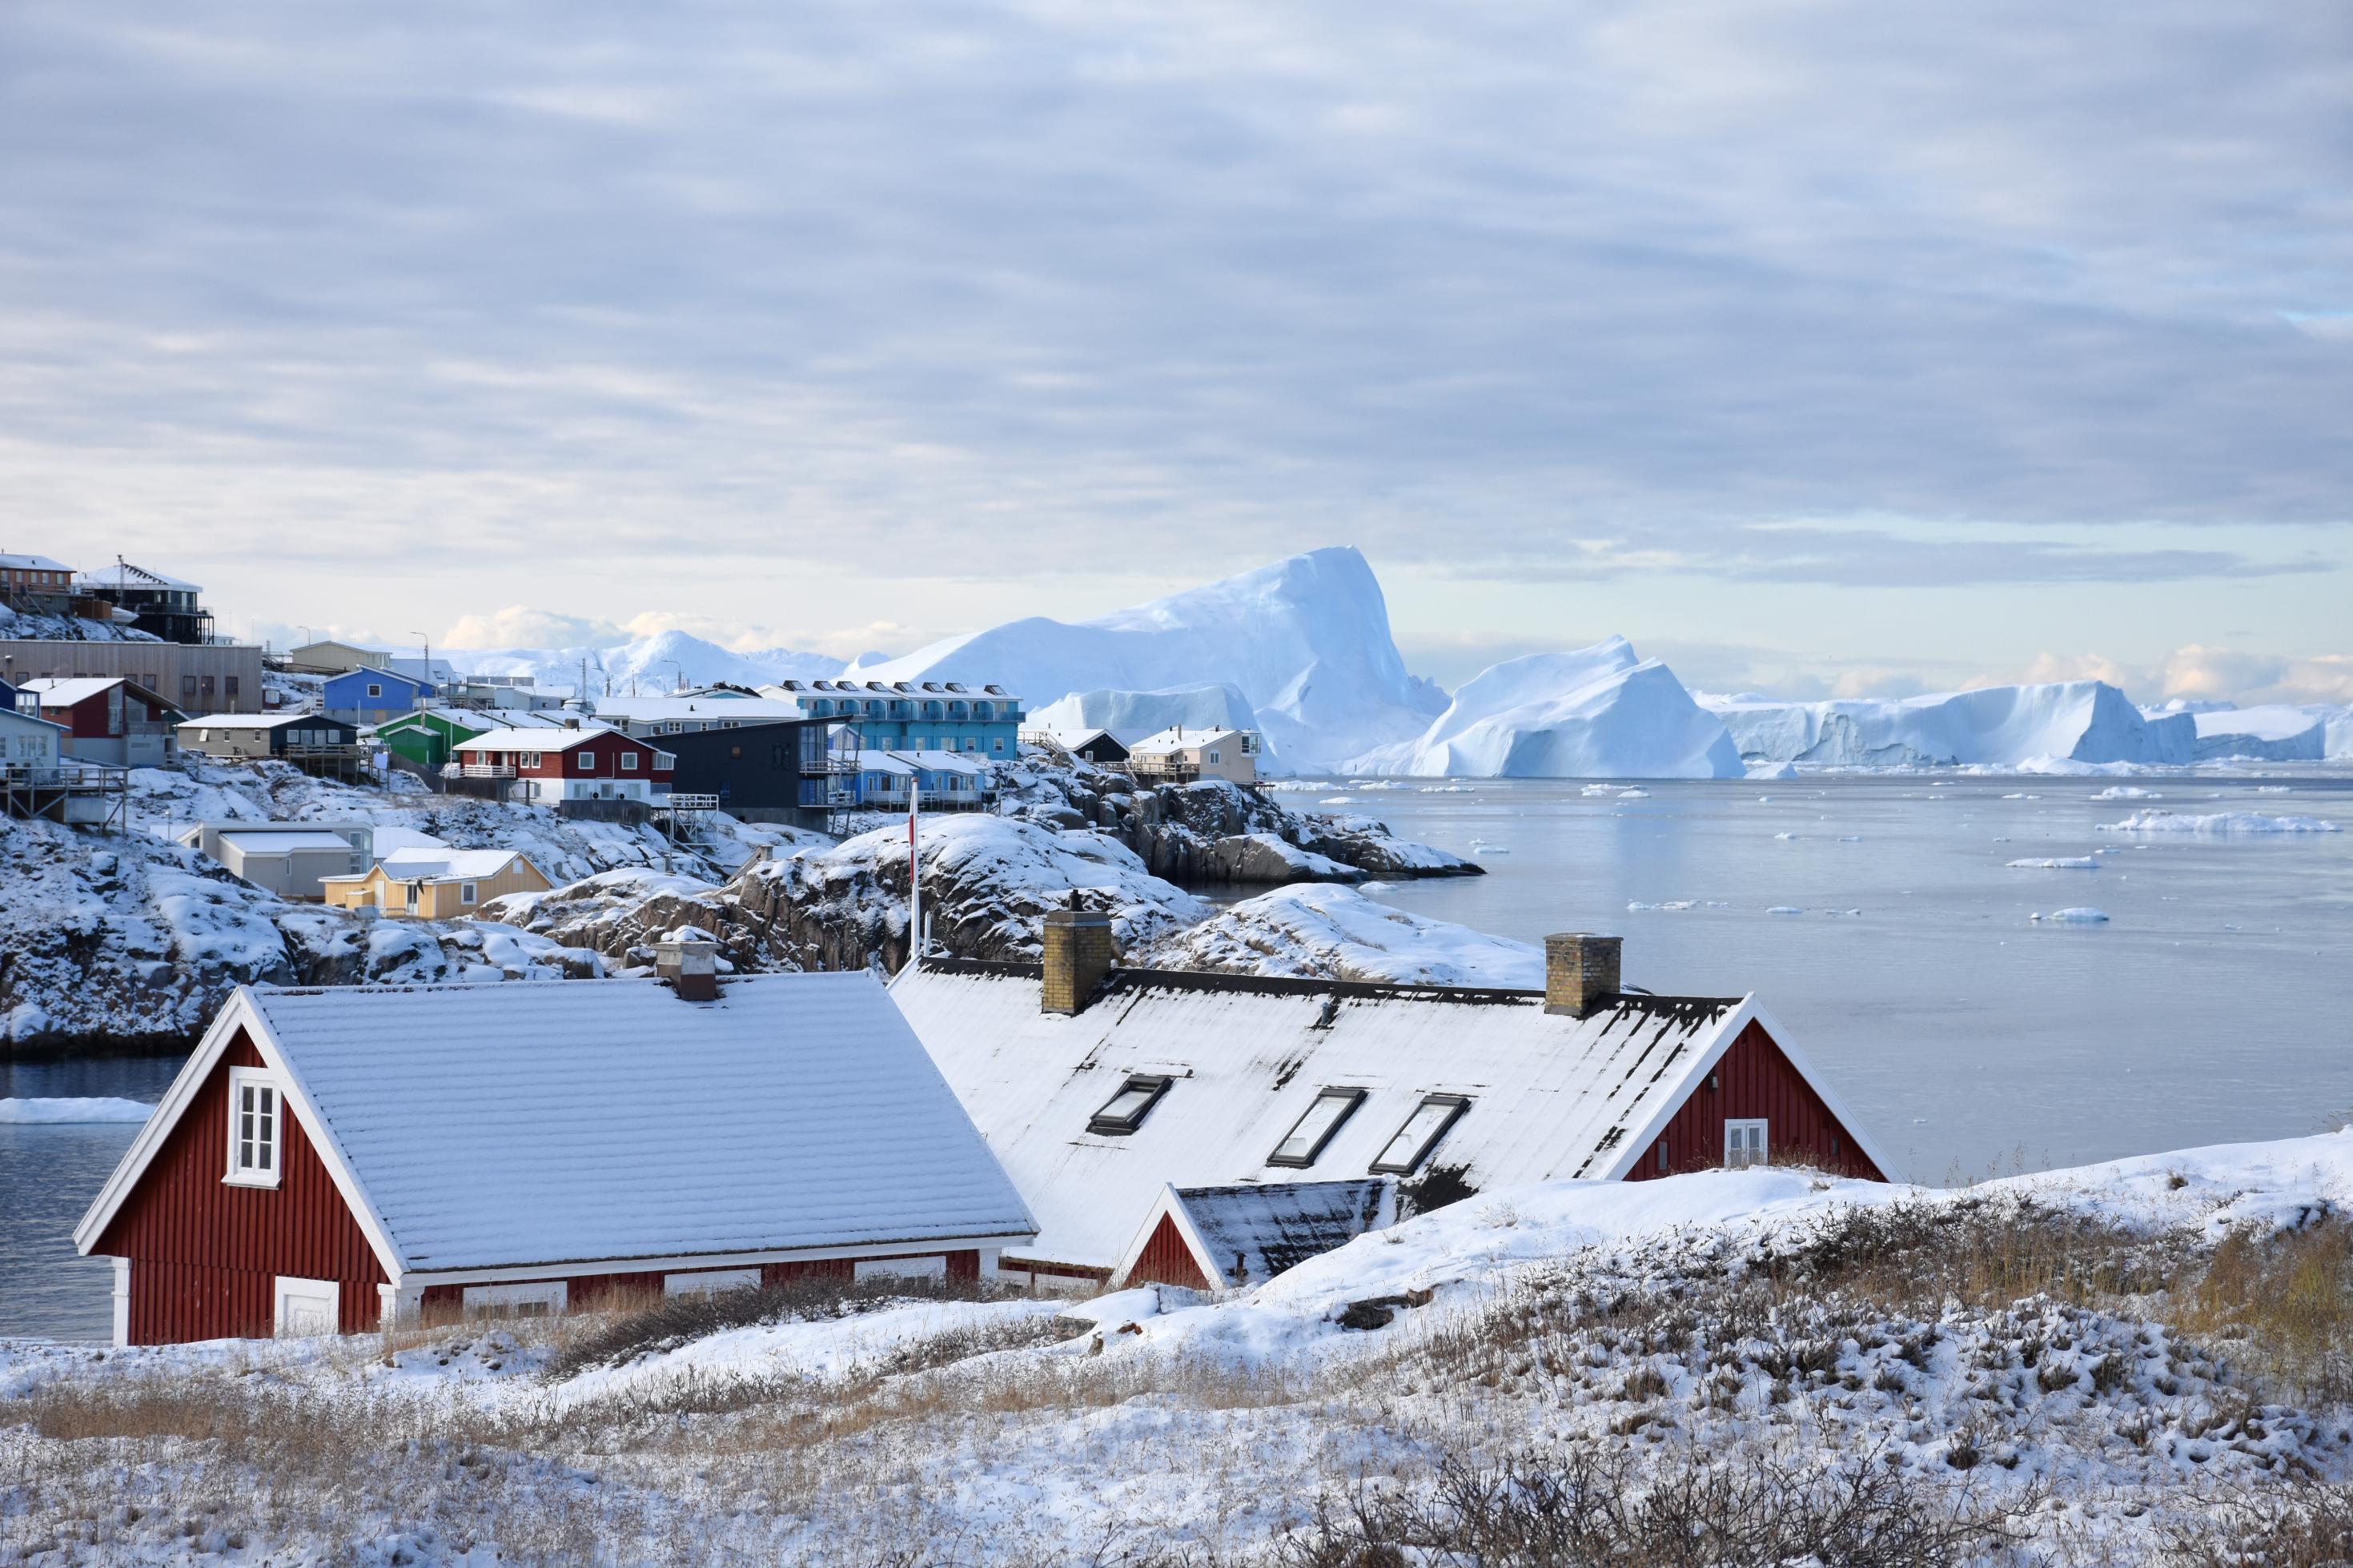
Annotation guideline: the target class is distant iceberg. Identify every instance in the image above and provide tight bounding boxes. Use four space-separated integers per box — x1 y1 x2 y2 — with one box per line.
1701 682 2194 769
1348 639 1743 780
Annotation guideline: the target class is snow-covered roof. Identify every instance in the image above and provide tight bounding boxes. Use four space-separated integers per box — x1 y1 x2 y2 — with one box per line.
339 846 531 884
892 963 1893 1271
0 552 71 572
18 676 131 706
885 749 987 775
590 697 808 723
77 973 1036 1277
1127 726 1248 755
219 830 361 855
76 560 200 592
452 725 620 752
1115 1178 1392 1289
175 712 345 731
850 750 917 776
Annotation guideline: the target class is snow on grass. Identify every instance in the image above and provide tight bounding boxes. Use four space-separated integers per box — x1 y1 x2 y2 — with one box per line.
0 1096 153 1123
2098 808 2341 834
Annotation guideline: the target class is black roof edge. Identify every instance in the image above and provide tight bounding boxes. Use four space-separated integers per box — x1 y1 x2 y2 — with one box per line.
913 956 1737 1016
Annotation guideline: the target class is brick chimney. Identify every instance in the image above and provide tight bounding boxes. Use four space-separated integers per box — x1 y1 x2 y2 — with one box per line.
1544 932 1621 1018
654 928 721 1002
1041 907 1116 1015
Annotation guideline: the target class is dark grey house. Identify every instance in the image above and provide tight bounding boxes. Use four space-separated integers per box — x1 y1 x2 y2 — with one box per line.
661 718 830 825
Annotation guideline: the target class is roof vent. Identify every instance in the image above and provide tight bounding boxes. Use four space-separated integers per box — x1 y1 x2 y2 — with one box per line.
1544 933 1621 1019
653 927 721 1002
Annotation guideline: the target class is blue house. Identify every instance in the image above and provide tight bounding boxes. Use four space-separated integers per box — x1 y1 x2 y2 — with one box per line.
761 679 1026 759
322 665 436 726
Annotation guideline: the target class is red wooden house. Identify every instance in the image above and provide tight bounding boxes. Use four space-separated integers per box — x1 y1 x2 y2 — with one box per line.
449 723 676 806
16 676 183 768
74 943 1036 1345
891 918 1896 1290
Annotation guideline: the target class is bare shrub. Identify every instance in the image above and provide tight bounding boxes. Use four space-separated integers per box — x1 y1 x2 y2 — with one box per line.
1276 1444 2035 1568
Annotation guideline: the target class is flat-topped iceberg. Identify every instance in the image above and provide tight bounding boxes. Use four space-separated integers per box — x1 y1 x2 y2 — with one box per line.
1348 638 1743 779
1702 681 2194 769
1027 683 1260 745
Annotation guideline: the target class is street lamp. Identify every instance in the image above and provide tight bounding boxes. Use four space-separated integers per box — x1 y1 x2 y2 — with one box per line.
409 632 433 706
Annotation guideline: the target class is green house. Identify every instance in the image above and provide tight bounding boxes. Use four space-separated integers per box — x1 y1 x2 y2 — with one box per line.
373 708 495 769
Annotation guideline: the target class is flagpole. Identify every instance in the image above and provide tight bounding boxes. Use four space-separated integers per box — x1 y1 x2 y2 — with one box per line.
907 774 921 968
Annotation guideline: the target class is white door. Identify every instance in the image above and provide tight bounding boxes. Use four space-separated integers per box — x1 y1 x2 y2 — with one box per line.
274 1276 340 1337
1724 1119 1768 1169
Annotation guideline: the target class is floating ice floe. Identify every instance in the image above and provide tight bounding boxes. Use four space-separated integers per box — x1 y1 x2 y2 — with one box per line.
2098 810 2340 836
1773 831 1799 840
1616 787 1651 799
1416 784 1475 793
0 1097 155 1124
1319 796 1358 804
2092 786 2161 800
1765 905 1805 916
1626 899 1727 912
2255 785 2293 794
2006 856 2101 870
2031 908 2111 924
1468 840 1511 854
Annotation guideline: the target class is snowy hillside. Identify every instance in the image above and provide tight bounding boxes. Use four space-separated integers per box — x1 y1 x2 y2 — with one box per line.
17 1129 2353 1560
1703 681 2200 769
846 547 1448 771
1352 637 1744 779
1139 883 1542 985
0 604 159 641
456 628 842 694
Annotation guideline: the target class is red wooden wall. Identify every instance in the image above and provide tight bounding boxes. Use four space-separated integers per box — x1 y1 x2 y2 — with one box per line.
1122 1213 1211 1290
94 1033 388 1343
1625 1019 1885 1183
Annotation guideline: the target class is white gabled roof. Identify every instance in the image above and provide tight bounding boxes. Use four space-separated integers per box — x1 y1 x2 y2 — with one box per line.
77 560 200 592
176 712 343 731
1128 726 1247 755
452 724 620 753
219 830 361 855
77 972 1035 1278
19 676 129 706
354 846 530 883
1 552 71 572
893 964 1897 1273
887 749 987 774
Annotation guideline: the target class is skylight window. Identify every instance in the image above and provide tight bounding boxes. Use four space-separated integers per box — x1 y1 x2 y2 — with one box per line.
1370 1094 1472 1175
1087 1074 1173 1136
1269 1087 1366 1168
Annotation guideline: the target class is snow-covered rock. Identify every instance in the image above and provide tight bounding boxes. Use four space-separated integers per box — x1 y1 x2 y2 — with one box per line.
848 547 1448 772
1027 683 1261 745
1704 681 2195 769
1138 883 1541 987
1351 638 1743 779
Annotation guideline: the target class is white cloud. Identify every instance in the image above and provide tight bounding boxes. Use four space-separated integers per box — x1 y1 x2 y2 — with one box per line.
440 607 631 651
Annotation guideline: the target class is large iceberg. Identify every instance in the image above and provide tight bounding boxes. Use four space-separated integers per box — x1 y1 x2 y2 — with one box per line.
1703 682 2196 769
2170 704 2335 762
1351 638 1744 780
845 547 1448 772
1027 683 1261 745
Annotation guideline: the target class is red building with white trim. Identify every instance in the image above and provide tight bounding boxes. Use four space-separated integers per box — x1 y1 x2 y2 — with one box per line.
76 948 1036 1344
450 723 674 805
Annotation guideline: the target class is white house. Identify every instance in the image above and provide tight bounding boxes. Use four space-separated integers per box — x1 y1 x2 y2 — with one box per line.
0 705 66 774
1126 726 1261 786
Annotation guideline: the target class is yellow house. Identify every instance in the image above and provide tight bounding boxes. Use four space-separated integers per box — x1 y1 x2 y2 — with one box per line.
320 847 551 919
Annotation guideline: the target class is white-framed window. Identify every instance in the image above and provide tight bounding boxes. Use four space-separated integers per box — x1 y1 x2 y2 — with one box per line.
854 1255 946 1283
462 1280 568 1318
405 882 420 908
1370 1094 1472 1176
664 1268 760 1297
1270 1087 1367 1169
224 1066 282 1188
521 752 541 768
274 1275 339 1337
1725 1119 1769 1169
574 750 596 772
366 683 383 698
620 752 638 771
459 881 478 904
1207 750 1221 764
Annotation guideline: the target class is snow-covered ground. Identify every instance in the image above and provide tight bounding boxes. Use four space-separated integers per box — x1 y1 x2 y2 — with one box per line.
14 1129 2353 1561
1138 882 1543 986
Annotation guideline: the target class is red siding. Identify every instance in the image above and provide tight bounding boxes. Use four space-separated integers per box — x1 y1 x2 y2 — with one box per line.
1123 1213 1211 1291
1624 1019 1885 1183
96 1033 389 1343
46 692 114 739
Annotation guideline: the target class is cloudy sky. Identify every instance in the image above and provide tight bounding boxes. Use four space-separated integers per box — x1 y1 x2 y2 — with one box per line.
3 1 2347 701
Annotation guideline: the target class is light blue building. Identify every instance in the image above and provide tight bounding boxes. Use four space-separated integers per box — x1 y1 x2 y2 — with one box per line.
322 665 436 726
762 678 1025 759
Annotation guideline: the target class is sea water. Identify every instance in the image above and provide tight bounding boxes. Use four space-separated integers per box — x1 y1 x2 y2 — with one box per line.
1337 772 2353 1184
